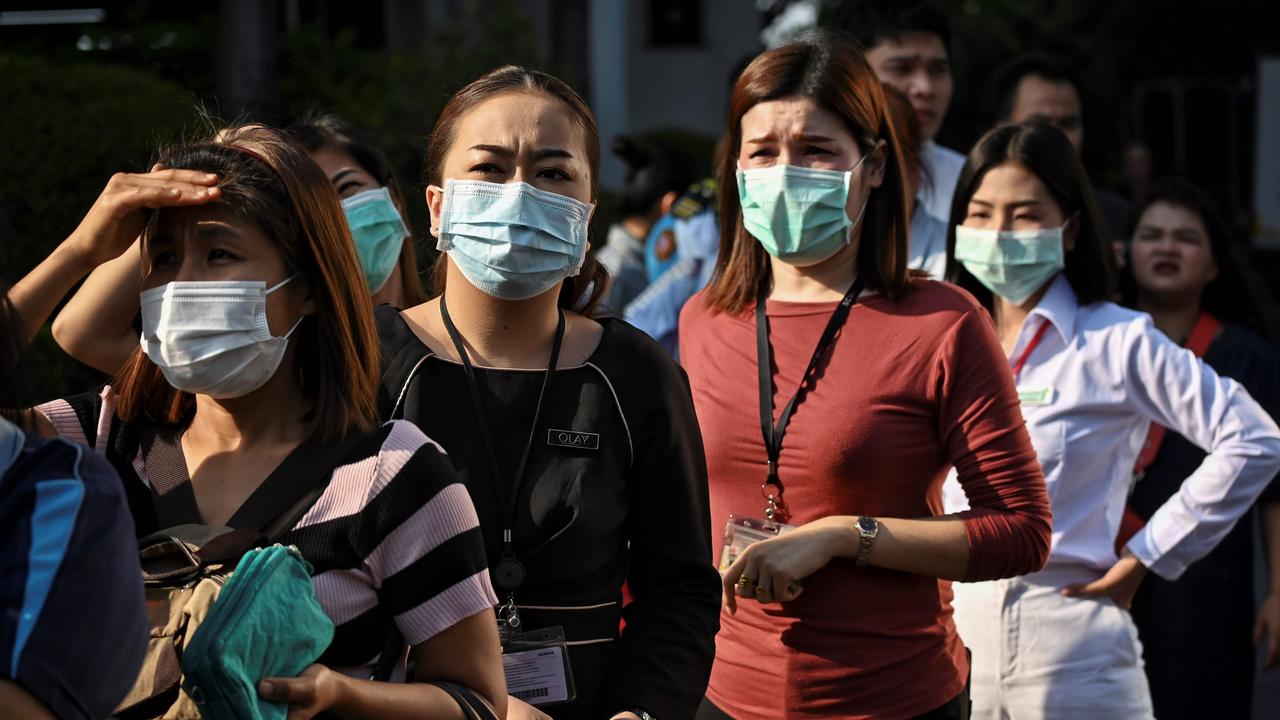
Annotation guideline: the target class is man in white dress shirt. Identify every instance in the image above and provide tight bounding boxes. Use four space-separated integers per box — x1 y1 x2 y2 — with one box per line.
835 0 966 270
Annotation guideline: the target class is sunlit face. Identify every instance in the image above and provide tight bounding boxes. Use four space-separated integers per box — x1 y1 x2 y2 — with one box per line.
1130 201 1217 301
866 32 952 140
309 146 381 200
144 204 310 335
962 161 1076 248
1009 75 1084 152
426 91 593 233
737 95 886 220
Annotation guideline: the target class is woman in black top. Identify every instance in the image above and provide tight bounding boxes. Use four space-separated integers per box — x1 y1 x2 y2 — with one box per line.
376 66 721 720
1122 177 1280 720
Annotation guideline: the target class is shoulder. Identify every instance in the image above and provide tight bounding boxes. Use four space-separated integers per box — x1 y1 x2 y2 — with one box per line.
868 279 989 324
1076 300 1153 340
4 424 128 513
374 304 422 357
928 142 967 172
1217 323 1279 360
591 316 684 380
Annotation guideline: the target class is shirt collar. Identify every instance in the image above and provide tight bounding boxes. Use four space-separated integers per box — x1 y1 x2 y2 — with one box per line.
1026 272 1078 343
0 414 23 477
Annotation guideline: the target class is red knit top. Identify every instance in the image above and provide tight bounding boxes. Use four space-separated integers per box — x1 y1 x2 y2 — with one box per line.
678 280 1052 719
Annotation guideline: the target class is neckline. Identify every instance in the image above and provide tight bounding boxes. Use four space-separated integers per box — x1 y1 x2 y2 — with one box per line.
146 427 337 530
403 311 616 372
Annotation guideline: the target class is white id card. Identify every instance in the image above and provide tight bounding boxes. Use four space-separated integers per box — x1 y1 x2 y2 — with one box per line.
502 626 576 707
719 514 795 572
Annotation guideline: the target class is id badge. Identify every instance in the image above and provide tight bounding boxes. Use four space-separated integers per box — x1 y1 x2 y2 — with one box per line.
718 514 795 572
502 626 577 707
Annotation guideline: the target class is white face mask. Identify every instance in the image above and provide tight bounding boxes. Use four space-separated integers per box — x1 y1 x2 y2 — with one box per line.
139 276 303 399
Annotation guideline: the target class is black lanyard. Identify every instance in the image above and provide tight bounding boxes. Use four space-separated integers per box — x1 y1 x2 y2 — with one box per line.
755 277 864 522
439 294 564 595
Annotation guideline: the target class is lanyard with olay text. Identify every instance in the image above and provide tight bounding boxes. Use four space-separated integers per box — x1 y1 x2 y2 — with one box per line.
755 276 864 523
439 293 563 637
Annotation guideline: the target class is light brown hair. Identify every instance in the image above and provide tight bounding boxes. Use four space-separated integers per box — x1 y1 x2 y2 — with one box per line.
423 65 608 315
114 126 380 441
705 30 913 314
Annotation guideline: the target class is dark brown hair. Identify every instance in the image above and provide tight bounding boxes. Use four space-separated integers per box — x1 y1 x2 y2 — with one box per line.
287 112 428 306
424 65 607 315
944 121 1116 310
114 126 380 441
881 83 931 203
705 30 913 314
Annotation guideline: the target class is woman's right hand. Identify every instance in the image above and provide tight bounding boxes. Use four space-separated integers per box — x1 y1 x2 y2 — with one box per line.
65 167 220 271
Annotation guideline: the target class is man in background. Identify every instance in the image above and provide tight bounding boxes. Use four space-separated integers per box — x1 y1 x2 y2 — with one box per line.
993 53 1135 259
835 0 965 225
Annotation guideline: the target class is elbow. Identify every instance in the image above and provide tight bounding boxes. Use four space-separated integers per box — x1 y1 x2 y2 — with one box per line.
50 311 76 353
962 506 1053 582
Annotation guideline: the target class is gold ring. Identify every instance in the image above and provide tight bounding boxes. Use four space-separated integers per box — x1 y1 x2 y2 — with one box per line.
737 576 757 589
754 584 772 596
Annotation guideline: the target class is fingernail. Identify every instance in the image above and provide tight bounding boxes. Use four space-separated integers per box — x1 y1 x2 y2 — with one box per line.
259 680 274 694
194 189 206 196
168 188 180 195
205 173 217 180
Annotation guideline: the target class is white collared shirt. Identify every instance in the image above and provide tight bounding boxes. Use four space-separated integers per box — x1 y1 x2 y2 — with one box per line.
944 274 1280 579
919 140 965 224
908 203 948 280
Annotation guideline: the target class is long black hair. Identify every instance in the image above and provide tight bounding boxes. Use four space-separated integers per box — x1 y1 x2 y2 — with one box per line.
945 121 1116 311
1121 177 1268 337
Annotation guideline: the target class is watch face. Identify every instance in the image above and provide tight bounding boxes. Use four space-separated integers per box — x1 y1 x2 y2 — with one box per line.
858 516 877 534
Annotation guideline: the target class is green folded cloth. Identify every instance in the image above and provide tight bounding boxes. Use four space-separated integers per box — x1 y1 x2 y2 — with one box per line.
181 545 334 720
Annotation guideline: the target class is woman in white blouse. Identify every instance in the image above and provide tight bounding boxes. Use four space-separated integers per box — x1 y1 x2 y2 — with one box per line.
941 121 1280 719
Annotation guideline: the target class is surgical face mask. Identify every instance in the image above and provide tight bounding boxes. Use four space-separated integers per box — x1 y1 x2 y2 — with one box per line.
140 276 303 399
954 225 1066 305
341 187 408 293
736 158 869 266
436 179 593 301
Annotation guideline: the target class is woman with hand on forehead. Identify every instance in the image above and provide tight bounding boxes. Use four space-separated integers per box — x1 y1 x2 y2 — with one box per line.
12 126 506 719
375 66 721 720
50 115 427 376
942 123 1280 719
678 32 1052 719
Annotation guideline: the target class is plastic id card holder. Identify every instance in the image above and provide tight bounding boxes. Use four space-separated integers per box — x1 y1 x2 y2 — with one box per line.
719 514 795 572
502 626 577 707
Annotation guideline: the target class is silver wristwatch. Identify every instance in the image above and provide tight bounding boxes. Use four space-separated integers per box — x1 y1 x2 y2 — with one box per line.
854 516 879 567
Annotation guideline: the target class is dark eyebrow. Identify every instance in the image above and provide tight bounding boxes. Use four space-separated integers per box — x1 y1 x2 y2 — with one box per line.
795 133 835 143
470 144 515 158
192 223 244 241
532 147 573 161
883 53 923 64
330 168 361 184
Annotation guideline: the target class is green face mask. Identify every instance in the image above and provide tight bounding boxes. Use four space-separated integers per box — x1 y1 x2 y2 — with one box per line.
342 187 408 293
736 160 868 266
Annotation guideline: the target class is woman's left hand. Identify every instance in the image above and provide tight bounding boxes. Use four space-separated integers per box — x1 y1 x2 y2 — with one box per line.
720 517 854 613
259 664 342 720
1061 551 1148 609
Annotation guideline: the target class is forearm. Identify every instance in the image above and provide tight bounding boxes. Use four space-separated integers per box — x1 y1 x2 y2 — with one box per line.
6 240 93 345
817 514 970 580
326 674 474 720
1265 502 1280 596
51 241 142 374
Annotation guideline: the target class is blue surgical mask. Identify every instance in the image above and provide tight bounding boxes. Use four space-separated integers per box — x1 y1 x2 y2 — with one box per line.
341 187 408 293
437 180 593 301
736 160 868 266
954 225 1066 305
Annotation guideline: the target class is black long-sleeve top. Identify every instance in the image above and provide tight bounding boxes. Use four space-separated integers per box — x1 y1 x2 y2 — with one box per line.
376 306 721 720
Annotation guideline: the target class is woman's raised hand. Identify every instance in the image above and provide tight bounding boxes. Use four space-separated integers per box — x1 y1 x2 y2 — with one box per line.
65 166 220 271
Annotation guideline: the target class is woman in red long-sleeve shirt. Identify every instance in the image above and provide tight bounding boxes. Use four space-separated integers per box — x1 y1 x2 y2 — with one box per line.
679 32 1052 719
